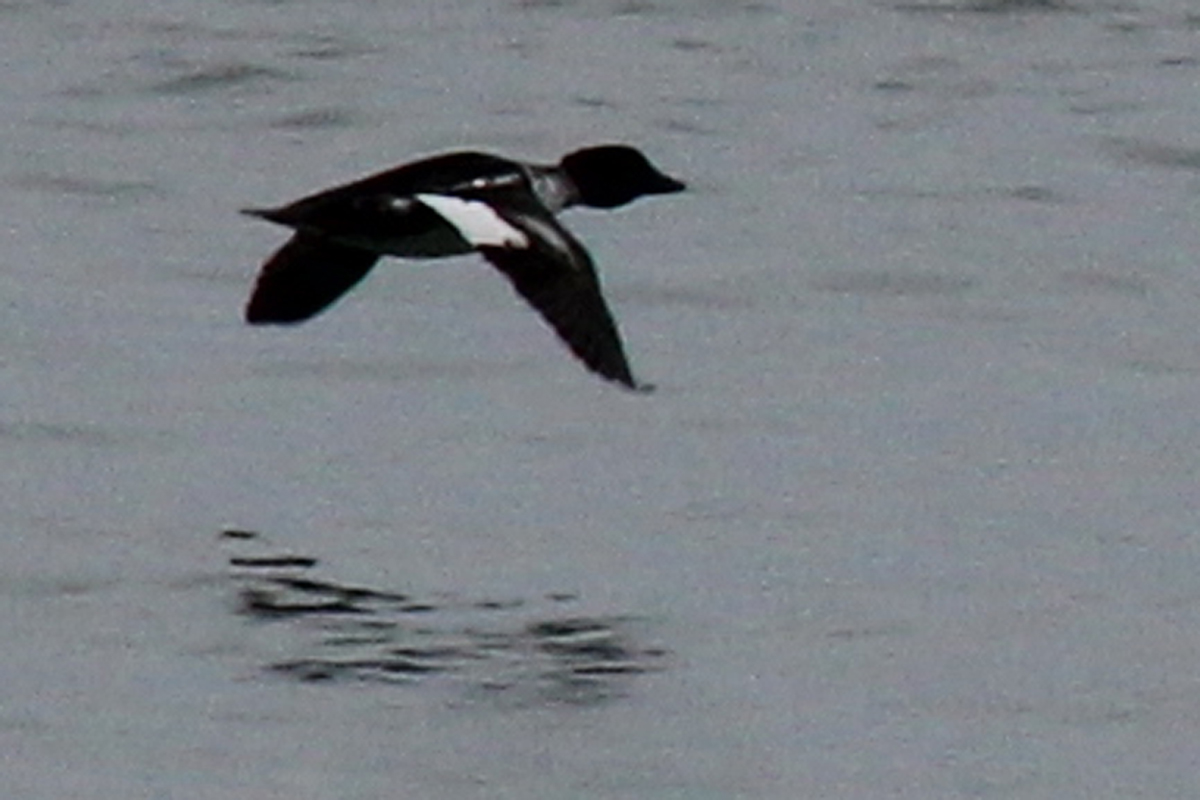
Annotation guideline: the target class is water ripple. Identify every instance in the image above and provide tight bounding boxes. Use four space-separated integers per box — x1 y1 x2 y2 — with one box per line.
150 62 291 95
223 530 668 707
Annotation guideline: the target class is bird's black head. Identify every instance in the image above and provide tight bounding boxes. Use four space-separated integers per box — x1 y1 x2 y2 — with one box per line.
560 145 686 209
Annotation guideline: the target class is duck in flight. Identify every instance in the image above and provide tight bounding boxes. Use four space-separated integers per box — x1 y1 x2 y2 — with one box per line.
242 144 685 391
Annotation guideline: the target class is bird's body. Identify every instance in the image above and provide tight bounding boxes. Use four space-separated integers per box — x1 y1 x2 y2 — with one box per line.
243 145 684 390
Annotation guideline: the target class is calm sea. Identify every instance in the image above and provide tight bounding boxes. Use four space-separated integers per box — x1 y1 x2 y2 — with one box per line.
4 1 1200 797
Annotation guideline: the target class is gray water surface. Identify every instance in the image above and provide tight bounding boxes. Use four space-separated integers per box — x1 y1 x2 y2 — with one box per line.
4 1 1200 798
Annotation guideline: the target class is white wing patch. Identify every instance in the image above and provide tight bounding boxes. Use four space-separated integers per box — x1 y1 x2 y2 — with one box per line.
415 193 530 249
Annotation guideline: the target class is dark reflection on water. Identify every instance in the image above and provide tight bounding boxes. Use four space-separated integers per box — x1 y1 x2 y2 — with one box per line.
223 529 667 707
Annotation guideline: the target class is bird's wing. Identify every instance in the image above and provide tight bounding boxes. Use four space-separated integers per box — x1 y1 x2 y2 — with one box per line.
415 192 644 390
245 232 381 324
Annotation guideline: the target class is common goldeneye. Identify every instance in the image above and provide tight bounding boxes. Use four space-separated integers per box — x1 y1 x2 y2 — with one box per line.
242 144 685 390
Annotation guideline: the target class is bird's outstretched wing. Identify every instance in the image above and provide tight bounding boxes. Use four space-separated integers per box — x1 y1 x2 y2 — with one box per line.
481 241 642 390
415 192 644 390
245 232 381 324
